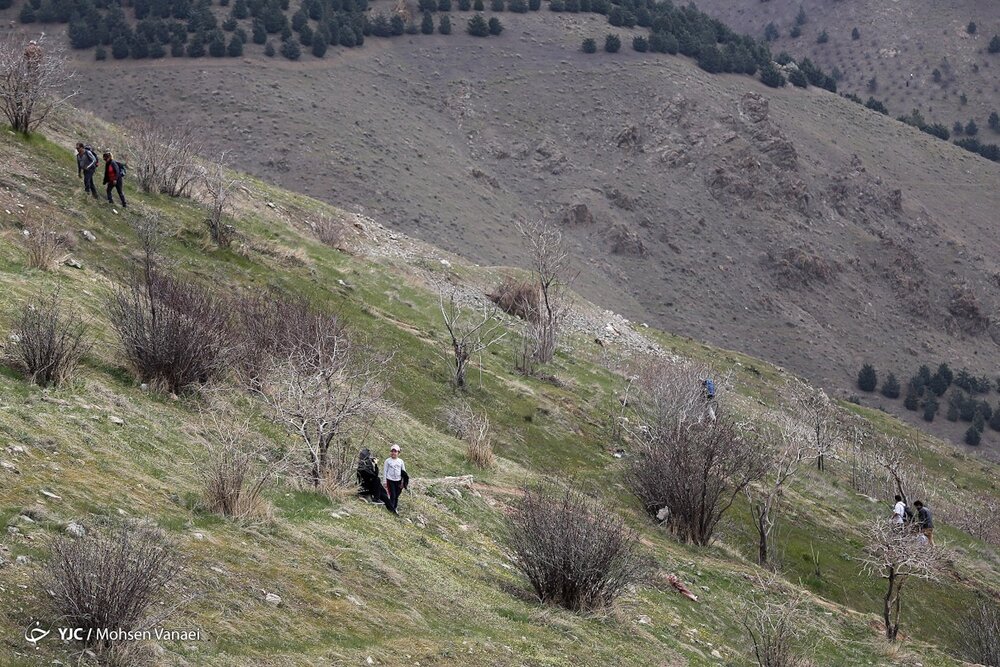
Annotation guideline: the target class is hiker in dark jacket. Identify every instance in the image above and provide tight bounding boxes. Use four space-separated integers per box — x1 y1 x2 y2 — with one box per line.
75 143 98 199
356 448 394 514
913 500 935 546
102 152 127 208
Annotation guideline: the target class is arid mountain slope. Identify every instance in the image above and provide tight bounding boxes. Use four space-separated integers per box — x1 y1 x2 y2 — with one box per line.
60 11 1000 446
690 0 1000 133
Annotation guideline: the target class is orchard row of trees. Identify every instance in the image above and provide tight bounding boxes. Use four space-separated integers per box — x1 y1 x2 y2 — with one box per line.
858 362 1000 444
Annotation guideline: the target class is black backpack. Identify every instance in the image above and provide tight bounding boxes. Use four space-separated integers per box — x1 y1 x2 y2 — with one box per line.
115 161 128 180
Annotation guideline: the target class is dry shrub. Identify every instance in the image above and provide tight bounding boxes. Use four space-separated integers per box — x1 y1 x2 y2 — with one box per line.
506 485 644 612
9 292 90 387
107 269 232 394
122 118 202 197
739 584 811 667
308 213 348 250
40 524 181 653
22 217 67 271
488 276 539 323
202 415 283 521
626 418 768 546
443 402 495 468
233 292 343 385
960 595 1000 666
766 247 839 288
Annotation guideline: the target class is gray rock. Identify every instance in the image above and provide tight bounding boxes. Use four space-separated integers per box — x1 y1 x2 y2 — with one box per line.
64 258 83 269
65 522 86 538
108 416 125 426
81 230 97 242
15 555 30 565
264 592 282 605
6 526 19 535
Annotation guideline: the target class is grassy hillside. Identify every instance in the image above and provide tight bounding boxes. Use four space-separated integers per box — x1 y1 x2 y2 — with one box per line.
0 112 997 666
19 7 996 461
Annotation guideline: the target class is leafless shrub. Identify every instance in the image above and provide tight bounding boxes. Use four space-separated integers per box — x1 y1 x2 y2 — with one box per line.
201 413 285 521
960 595 1000 666
766 246 840 288
9 292 90 387
517 218 574 364
487 276 539 323
506 485 644 612
0 35 74 134
626 417 769 545
253 326 391 489
947 497 1000 546
203 152 239 248
121 118 203 197
443 401 495 468
739 582 811 667
40 524 181 652
21 217 67 271
790 382 841 472
233 292 343 385
107 269 232 394
858 518 946 640
628 360 726 432
308 213 348 250
438 289 507 389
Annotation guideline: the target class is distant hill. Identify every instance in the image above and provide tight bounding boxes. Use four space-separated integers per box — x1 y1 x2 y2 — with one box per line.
690 0 1000 139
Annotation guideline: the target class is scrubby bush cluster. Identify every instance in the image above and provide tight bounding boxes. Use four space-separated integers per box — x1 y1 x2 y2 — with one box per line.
506 485 644 611
8 292 90 388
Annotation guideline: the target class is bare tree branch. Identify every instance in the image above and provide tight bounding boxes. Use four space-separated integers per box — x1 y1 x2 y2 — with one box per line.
438 289 507 390
0 35 74 134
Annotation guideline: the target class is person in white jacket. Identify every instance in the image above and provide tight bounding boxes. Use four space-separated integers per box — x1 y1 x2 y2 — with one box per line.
382 444 406 514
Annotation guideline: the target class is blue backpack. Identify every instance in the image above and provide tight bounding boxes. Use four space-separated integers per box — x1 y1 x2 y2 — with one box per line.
704 378 716 398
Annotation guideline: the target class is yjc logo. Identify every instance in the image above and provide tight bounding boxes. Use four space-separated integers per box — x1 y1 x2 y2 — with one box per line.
24 621 50 646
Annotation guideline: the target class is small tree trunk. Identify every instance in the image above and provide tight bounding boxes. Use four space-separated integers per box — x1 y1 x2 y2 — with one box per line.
883 567 897 640
758 515 769 566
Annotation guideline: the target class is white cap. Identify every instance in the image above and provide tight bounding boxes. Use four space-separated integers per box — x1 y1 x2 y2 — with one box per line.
390 445 400 452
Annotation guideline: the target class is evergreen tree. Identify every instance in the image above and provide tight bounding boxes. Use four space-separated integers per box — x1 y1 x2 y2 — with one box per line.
697 45 722 73
265 40 276 56
966 21 976 35
186 34 206 57
851 27 860 40
439 14 452 34
990 35 1000 54
795 5 807 26
112 36 131 59
473 0 484 9
390 14 405 35
857 364 878 392
509 0 527 11
865 98 887 114
817 30 828 44
632 36 648 53
421 11 434 34
228 34 244 56
281 38 301 59
881 373 901 399
903 387 919 411
582 37 597 53
790 24 801 39
234 0 249 20
764 22 779 42
759 62 785 88
209 32 227 56
922 397 938 422
966 119 979 136
529 0 541 9
960 394 977 422
311 33 327 56
299 24 313 45
439 0 452 9
954 120 964 135
946 403 959 422
965 425 981 446
467 13 489 36
458 0 471 9
95 46 107 61
990 406 1000 432
490 0 504 10
788 68 808 88
405 21 419 34
253 19 267 43
488 17 503 34
989 111 1000 132
604 33 621 53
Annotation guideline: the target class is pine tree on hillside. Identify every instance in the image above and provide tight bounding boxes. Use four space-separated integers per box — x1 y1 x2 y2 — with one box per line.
946 403 959 422
881 373 900 399
858 364 878 392
795 5 807 26
760 63 785 88
990 35 1000 54
990 406 1000 431
903 388 920 411
923 397 938 422
965 425 982 446
467 13 489 36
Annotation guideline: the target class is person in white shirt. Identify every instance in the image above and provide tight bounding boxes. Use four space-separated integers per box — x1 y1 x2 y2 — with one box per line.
891 495 907 525
382 445 406 514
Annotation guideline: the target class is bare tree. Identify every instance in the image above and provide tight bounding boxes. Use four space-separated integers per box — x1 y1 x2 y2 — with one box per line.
254 329 391 489
0 35 74 134
746 417 835 566
516 218 572 364
792 383 839 472
10 291 91 388
121 118 203 197
858 518 945 641
960 595 1000 666
204 151 239 247
871 436 917 505
438 289 507 389
21 215 68 271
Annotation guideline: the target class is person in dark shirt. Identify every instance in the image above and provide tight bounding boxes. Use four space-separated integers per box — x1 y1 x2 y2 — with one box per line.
912 500 934 546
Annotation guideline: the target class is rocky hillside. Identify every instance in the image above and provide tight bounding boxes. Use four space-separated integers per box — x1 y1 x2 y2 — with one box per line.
0 108 997 666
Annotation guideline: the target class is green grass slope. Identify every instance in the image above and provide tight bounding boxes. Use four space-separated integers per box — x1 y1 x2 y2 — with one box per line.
0 113 997 667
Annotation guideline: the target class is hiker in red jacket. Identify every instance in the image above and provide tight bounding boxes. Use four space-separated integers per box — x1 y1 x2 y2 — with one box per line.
102 152 127 208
